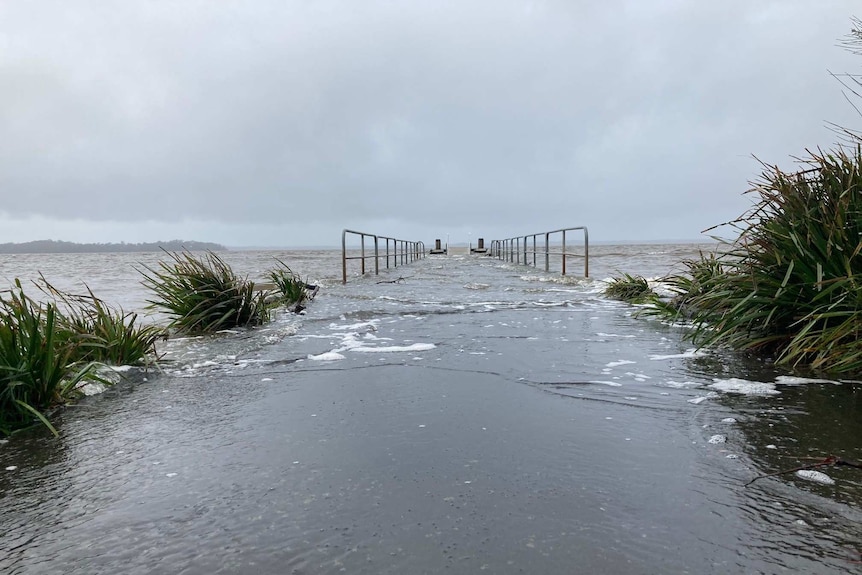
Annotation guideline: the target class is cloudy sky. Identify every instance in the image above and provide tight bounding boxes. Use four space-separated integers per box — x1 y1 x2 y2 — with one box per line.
1 1 860 247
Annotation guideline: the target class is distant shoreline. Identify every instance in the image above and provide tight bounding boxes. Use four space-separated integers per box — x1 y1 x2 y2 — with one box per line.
0 240 226 254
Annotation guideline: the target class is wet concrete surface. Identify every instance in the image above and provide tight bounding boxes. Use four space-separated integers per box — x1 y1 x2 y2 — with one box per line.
2 254 861 574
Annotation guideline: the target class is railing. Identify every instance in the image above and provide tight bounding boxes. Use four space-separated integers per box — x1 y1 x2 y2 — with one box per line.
342 229 425 284
489 226 589 277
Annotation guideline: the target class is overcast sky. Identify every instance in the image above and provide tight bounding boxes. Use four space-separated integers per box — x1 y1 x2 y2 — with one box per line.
1 1 860 247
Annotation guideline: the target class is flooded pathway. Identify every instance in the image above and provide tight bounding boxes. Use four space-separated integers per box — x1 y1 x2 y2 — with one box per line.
1 251 860 574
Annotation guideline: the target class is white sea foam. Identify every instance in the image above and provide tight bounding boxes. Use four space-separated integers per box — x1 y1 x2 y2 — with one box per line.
308 352 345 361
606 360 636 368
710 378 779 396
795 470 835 485
590 380 623 387
351 343 436 353
328 320 379 331
77 382 110 396
774 376 840 385
649 349 706 360
708 435 726 444
107 365 135 372
363 333 392 341
688 392 719 405
661 380 700 389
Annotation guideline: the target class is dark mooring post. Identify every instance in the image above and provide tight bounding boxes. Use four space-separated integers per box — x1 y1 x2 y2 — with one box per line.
470 237 488 254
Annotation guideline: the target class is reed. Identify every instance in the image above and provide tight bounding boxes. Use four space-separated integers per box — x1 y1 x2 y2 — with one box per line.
140 251 270 333
647 252 730 321
604 274 655 303
660 147 862 373
269 258 307 305
0 281 95 436
39 278 165 366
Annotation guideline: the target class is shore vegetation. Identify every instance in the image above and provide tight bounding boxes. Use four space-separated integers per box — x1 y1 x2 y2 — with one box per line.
0 282 98 436
40 278 165 366
269 259 311 307
140 250 270 333
606 19 862 375
1 251 315 436
603 274 655 304
608 147 862 375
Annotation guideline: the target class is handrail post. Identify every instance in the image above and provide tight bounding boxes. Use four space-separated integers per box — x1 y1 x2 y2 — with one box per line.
532 235 536 267
342 229 348 284
360 234 366 276
583 228 589 278
374 235 379 275
561 230 567 276
545 233 550 272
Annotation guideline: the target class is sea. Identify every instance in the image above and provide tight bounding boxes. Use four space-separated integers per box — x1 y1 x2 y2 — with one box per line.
0 243 860 574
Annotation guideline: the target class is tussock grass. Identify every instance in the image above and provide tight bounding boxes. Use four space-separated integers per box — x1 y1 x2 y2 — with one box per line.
656 147 862 373
140 251 270 333
2 251 316 435
269 259 307 305
604 274 656 303
0 282 97 436
648 252 729 321
39 278 165 366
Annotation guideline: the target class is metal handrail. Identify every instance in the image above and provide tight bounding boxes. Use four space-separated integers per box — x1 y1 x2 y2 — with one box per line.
342 229 425 283
489 226 589 277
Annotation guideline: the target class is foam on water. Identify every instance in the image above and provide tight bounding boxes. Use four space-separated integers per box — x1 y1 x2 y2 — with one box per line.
688 392 719 405
795 470 836 485
350 343 436 353
308 351 346 361
660 380 700 389
649 349 705 361
606 360 636 367
710 378 780 396
775 375 840 385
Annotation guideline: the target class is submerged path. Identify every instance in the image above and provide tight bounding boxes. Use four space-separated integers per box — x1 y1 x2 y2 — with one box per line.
2 254 861 574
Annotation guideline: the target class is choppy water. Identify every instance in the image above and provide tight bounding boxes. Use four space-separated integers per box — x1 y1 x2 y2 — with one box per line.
1 244 860 574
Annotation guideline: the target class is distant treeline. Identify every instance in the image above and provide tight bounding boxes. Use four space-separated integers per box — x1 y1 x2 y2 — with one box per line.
0 240 227 254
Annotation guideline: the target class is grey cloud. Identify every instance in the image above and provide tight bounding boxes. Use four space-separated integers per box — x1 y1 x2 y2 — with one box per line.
0 1 859 244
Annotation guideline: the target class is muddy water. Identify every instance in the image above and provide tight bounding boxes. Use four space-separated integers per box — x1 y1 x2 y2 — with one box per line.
1 247 860 574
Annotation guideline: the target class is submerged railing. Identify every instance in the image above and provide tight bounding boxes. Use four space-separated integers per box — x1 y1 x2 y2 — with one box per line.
342 229 425 284
489 226 589 277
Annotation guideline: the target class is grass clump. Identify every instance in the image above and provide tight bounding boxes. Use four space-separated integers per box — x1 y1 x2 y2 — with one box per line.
649 252 729 321
140 251 270 333
0 282 97 436
658 147 862 373
40 278 165 366
604 274 656 303
269 259 308 305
